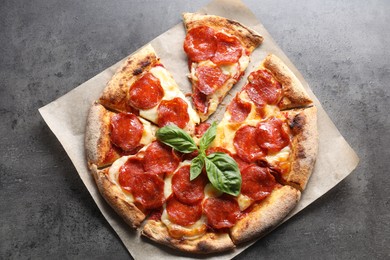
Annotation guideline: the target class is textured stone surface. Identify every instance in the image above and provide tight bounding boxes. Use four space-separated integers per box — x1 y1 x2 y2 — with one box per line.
0 0 389 259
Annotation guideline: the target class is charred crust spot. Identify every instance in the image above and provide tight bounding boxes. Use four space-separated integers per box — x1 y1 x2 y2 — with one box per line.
227 19 240 27
197 240 212 252
132 68 143 76
139 58 152 69
297 147 306 159
290 114 305 132
133 57 152 75
121 61 132 72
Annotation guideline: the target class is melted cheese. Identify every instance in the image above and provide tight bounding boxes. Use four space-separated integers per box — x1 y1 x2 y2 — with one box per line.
150 66 183 100
220 63 239 76
238 54 250 71
161 209 207 239
138 66 200 128
237 194 253 211
266 146 291 165
139 106 158 124
204 183 223 199
163 174 173 199
139 117 158 145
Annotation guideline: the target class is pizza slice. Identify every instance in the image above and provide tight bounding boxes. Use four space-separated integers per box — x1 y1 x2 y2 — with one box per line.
182 13 263 121
230 185 300 243
142 163 236 253
85 102 157 168
141 150 301 252
212 54 318 190
99 44 200 133
90 140 182 228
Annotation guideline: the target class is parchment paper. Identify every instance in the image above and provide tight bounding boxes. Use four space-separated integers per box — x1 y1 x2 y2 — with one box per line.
39 0 359 259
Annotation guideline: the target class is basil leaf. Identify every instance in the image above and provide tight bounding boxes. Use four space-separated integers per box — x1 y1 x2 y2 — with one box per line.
205 152 241 196
199 122 217 152
190 154 205 180
156 125 198 153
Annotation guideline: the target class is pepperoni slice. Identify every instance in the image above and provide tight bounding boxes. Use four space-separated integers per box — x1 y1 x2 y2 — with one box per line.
172 165 207 205
166 195 203 226
118 157 145 192
233 125 265 163
211 32 243 65
245 69 282 107
183 26 217 62
241 164 277 201
203 195 241 229
129 72 164 110
195 122 211 138
227 95 251 123
157 97 189 129
131 173 165 209
232 154 251 172
256 117 290 153
195 65 229 95
110 113 144 152
193 87 208 114
143 141 180 177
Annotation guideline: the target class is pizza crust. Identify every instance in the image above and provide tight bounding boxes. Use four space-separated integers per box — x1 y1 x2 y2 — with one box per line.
90 165 145 228
183 12 263 51
230 185 300 244
85 102 119 168
262 54 313 109
99 44 159 112
142 219 235 254
284 106 318 190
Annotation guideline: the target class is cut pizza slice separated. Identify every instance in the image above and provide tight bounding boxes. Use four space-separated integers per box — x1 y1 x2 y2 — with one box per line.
213 53 318 191
85 102 158 168
99 44 200 133
182 13 263 121
90 140 182 228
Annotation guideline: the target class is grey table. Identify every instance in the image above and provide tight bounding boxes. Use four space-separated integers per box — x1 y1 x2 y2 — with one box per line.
1 0 389 259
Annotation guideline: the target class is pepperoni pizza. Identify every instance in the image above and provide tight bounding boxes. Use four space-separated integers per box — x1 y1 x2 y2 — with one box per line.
85 14 318 255
183 13 263 121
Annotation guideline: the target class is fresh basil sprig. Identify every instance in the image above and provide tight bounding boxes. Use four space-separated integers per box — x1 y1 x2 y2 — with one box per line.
205 153 241 196
156 122 241 196
189 154 205 180
156 125 198 153
199 122 217 151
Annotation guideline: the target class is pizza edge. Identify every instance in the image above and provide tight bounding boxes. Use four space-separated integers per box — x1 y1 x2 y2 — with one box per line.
182 12 263 51
284 106 318 190
85 102 119 168
142 220 235 254
230 185 301 244
263 54 313 109
90 165 146 228
99 44 159 112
